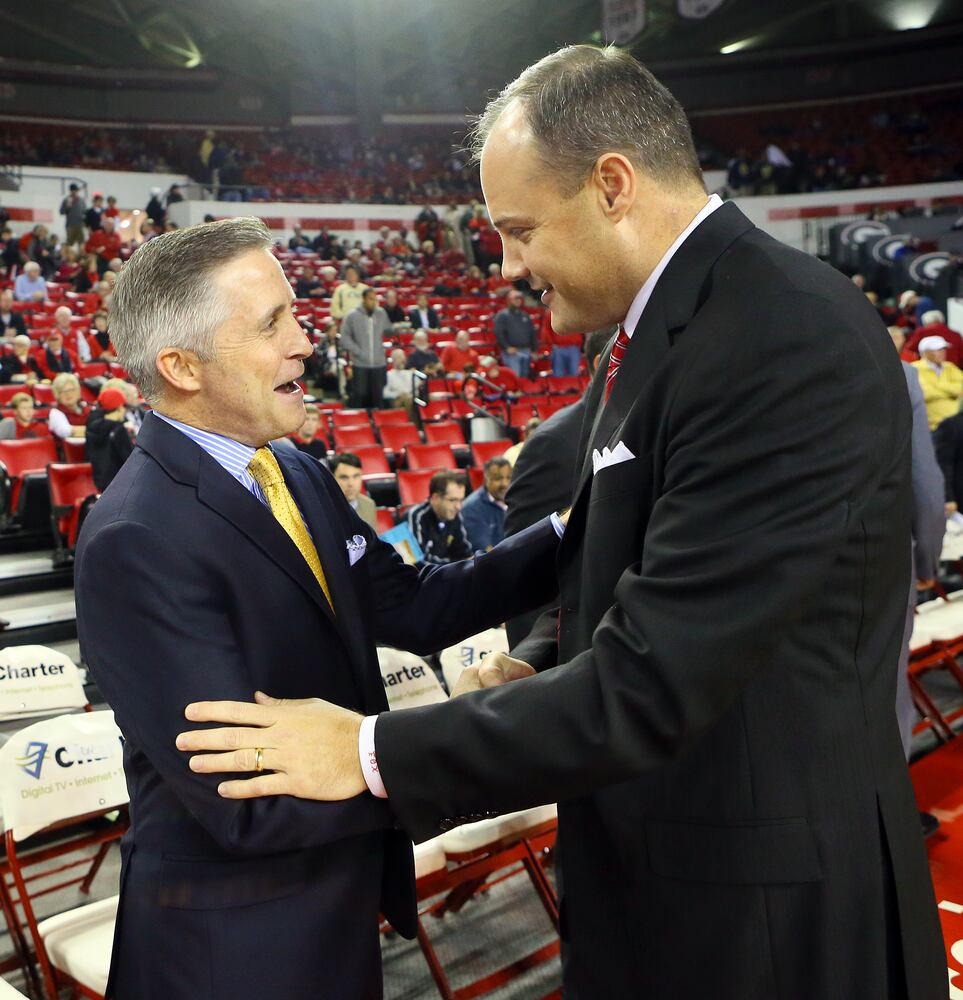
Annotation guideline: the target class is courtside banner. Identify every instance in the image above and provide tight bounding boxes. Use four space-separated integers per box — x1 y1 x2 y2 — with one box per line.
0 644 88 720
439 627 509 694
0 709 127 840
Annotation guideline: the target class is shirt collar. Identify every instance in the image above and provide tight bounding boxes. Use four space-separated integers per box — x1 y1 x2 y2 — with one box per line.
153 412 259 482
622 193 723 339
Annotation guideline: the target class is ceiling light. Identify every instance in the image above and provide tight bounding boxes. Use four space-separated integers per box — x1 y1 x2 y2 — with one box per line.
720 36 758 54
879 0 942 30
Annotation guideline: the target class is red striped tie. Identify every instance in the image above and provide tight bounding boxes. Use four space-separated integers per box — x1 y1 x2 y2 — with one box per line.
605 324 631 400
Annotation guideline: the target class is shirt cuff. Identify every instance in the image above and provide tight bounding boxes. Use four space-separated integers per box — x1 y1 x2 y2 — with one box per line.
358 714 387 798
550 512 566 538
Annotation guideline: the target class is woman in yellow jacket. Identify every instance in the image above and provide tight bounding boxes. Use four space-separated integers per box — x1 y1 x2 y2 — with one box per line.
329 265 369 324
913 334 963 430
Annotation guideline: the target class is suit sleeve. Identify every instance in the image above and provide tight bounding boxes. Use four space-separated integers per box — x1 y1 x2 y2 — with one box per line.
374 291 909 842
76 519 394 859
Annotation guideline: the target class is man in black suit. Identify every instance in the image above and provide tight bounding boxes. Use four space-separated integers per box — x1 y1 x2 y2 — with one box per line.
75 217 560 999
504 325 612 645
0 288 27 339
407 292 440 330
178 48 945 998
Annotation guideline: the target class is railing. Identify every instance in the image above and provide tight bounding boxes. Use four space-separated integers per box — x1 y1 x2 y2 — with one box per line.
0 171 87 197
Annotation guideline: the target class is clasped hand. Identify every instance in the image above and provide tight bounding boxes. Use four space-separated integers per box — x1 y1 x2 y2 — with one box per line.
176 653 534 801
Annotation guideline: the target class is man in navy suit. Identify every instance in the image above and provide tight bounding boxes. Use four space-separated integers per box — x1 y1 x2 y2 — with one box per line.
74 217 560 999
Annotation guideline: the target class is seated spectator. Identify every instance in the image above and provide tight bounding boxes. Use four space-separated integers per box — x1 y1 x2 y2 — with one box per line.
329 265 368 323
56 246 82 283
85 193 105 232
52 306 92 363
0 392 51 440
89 311 117 362
295 265 325 299
486 262 510 296
406 330 441 373
292 404 327 460
330 452 378 530
34 329 78 380
104 195 120 220
26 224 57 278
48 372 89 440
311 319 343 396
407 292 440 330
478 354 520 396
382 288 407 324
889 327 917 363
0 288 27 339
904 311 963 365
896 290 920 330
289 225 312 253
406 470 471 564
85 386 135 490
543 311 583 376
384 348 417 414
0 335 41 384
84 217 122 275
73 253 100 293
1 227 22 274
504 417 542 466
913 335 963 430
461 456 511 552
14 261 46 302
494 289 538 379
440 330 480 377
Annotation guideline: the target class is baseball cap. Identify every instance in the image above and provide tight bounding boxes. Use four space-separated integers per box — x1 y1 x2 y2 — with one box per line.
98 388 127 411
919 335 951 353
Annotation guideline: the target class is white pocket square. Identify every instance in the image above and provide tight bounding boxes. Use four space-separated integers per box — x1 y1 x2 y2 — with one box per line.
346 534 367 566
592 440 636 475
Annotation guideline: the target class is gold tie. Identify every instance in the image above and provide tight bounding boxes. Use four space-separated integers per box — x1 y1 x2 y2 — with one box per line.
247 447 334 612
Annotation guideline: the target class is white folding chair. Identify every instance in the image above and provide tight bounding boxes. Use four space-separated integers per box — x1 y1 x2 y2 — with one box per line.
0 710 128 1000
438 626 509 694
377 647 448 709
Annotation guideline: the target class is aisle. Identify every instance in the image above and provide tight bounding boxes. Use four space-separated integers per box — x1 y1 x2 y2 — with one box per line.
911 738 963 996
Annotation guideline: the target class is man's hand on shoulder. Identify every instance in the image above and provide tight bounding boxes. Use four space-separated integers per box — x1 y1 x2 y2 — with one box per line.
177 693 366 801
450 652 535 698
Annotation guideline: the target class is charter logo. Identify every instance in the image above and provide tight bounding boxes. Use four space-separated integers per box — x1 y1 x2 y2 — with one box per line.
16 741 48 780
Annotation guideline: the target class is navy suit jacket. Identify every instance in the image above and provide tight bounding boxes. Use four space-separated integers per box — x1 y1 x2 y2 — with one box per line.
75 413 558 999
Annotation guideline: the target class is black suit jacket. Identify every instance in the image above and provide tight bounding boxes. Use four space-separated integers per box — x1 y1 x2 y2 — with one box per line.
0 310 26 338
75 414 558 999
933 411 963 504
407 306 439 330
373 204 944 998
504 396 586 646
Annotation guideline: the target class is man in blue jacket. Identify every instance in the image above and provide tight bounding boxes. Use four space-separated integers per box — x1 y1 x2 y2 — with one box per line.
461 456 512 552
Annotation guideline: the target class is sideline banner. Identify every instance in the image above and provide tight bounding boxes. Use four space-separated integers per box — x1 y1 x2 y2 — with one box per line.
439 627 509 694
0 709 127 841
377 647 447 709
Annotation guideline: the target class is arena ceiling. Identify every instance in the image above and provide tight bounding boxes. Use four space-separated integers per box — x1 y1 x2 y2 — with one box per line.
3 0 963 113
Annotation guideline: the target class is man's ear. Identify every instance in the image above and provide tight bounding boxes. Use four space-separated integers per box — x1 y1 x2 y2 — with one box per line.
156 347 204 395
592 153 637 223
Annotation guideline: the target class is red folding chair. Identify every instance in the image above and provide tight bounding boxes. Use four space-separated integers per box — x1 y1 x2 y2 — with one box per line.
372 409 412 429
0 385 32 405
406 443 457 471
397 470 440 508
417 400 451 422
471 440 513 467
0 437 59 521
380 423 422 455
62 438 87 463
331 409 372 429
424 422 467 448
47 462 98 559
375 507 397 533
332 424 378 450
468 466 485 491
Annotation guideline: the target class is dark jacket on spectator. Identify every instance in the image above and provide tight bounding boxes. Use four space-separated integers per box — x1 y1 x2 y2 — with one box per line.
0 352 42 384
406 500 471 565
494 307 538 352
86 409 134 491
407 306 440 330
0 309 27 338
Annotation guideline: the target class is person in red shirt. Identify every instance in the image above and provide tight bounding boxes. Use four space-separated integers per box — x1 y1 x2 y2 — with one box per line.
541 310 584 376
84 217 123 275
478 354 521 397
440 330 480 378
104 195 120 220
902 310 963 365
0 392 52 440
47 372 89 441
33 330 78 381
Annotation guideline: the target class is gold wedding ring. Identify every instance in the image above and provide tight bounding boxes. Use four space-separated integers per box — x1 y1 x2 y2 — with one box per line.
254 747 264 772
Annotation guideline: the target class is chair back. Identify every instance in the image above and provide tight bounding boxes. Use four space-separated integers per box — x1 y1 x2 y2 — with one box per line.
439 627 510 693
0 439 58 479
47 463 95 511
424 422 467 447
0 645 87 721
0 709 127 841
470 440 513 467
397 470 438 508
406 443 456 471
332 425 377 450
377 648 448 710
380 423 422 452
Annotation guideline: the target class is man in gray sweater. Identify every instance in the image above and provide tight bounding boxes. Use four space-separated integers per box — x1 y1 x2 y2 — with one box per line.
340 288 391 409
59 183 88 248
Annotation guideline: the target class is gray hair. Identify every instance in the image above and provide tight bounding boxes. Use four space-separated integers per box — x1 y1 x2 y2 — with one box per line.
109 217 272 402
922 309 946 326
51 372 80 400
469 44 704 197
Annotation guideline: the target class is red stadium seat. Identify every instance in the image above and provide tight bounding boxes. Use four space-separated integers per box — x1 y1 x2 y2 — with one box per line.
331 409 372 428
380 423 422 454
332 425 378 450
397 470 440 508
352 445 393 479
47 462 98 554
547 376 582 395
33 385 55 406
423 422 467 448
375 507 397 533
468 466 485 491
509 403 538 428
0 437 59 519
417 400 451 422
471 440 513 466
0 384 32 404
372 409 412 429
406 443 457 471
62 438 87 462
